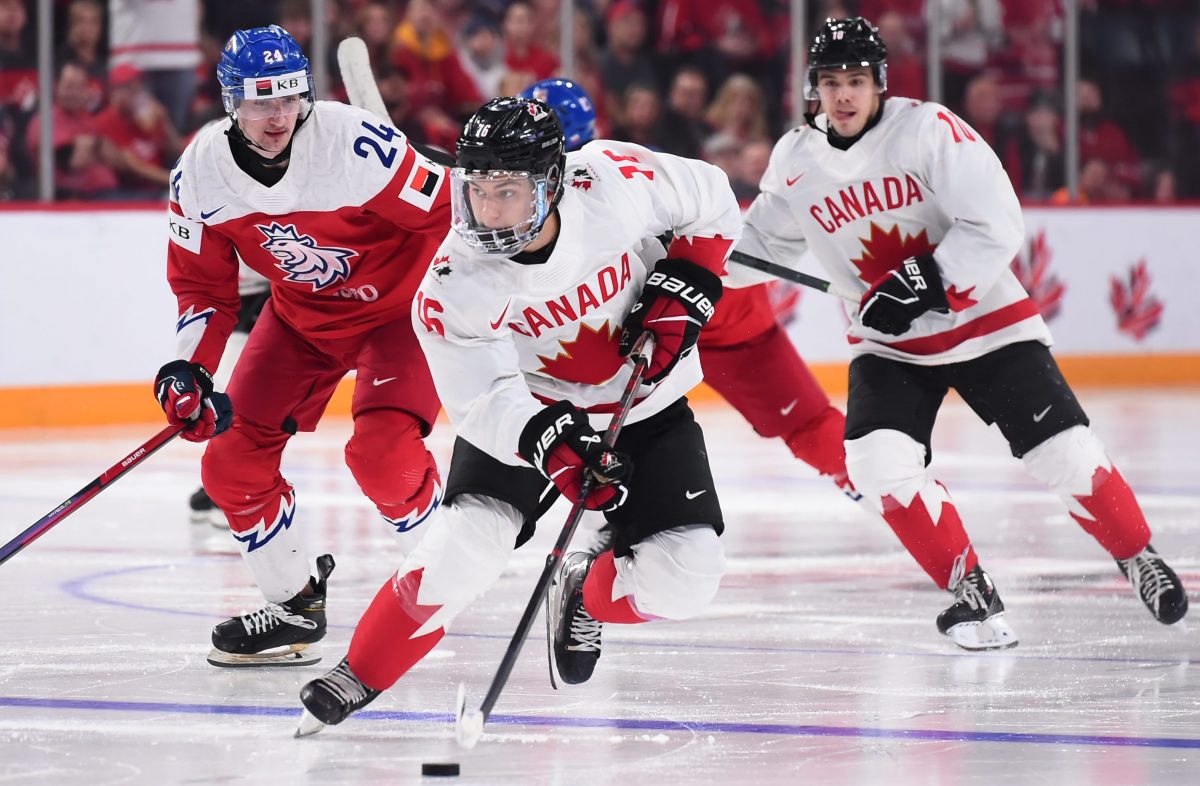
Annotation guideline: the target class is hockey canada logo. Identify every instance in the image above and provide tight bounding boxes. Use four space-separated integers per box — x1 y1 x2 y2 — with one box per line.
569 164 598 191
258 222 357 291
1010 228 1065 322
1110 259 1163 342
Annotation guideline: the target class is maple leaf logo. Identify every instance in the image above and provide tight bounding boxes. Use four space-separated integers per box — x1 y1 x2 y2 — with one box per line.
850 223 937 285
536 320 626 384
1010 228 1065 321
569 165 596 191
1110 259 1163 342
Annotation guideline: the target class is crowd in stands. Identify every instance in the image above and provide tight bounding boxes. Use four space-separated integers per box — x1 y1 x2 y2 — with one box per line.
1 0 1198 203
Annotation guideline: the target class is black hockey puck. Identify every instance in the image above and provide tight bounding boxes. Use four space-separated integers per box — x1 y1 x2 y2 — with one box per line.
421 762 460 777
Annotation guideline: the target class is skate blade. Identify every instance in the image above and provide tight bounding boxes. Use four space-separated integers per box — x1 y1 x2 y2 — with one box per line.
545 568 560 691
454 682 484 749
294 708 326 738
945 614 1019 651
207 643 321 668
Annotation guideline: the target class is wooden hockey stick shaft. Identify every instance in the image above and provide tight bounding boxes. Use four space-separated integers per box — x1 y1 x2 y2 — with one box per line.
728 249 859 303
0 425 181 566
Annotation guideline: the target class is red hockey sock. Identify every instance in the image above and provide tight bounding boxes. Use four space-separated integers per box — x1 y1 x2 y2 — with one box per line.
784 406 851 488
347 568 445 691
881 482 976 589
582 550 649 624
1069 466 1151 560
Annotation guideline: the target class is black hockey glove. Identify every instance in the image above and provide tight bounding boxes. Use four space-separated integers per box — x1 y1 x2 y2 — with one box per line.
518 401 632 512
154 360 233 443
619 257 722 384
858 253 949 336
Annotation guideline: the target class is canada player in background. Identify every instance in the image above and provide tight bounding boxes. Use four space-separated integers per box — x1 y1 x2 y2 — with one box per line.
737 17 1187 650
520 77 861 553
295 96 740 734
157 25 449 667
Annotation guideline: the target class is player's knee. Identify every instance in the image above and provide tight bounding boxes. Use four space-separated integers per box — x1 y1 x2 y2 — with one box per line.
783 405 848 476
625 526 725 620
401 493 523 615
200 420 277 509
1022 425 1110 496
345 409 435 502
845 429 927 507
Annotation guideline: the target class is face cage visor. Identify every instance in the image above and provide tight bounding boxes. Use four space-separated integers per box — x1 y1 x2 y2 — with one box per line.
804 62 887 100
221 69 314 122
450 169 552 256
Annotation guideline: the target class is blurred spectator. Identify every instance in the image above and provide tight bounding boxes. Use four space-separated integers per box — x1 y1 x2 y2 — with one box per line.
598 0 657 112
991 0 1060 106
658 65 709 158
109 0 201 132
1166 17 1200 197
611 82 664 150
875 10 925 101
497 68 537 98
279 0 345 99
655 0 776 90
24 61 119 200
701 130 740 179
1016 93 1065 200
704 73 769 146
459 14 505 99
432 0 473 39
859 0 925 36
391 0 482 150
1149 164 1177 204
58 0 107 111
94 63 182 197
528 0 562 55
1050 157 1119 204
729 138 771 207
353 2 397 79
960 72 1022 176
0 0 37 119
565 10 611 138
0 114 16 200
1077 77 1141 190
502 1 558 80
935 0 1004 110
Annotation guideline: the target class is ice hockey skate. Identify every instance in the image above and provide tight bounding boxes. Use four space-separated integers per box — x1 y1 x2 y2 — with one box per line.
937 564 1019 651
1116 544 1189 625
188 486 225 529
547 551 603 686
295 656 381 737
208 554 335 667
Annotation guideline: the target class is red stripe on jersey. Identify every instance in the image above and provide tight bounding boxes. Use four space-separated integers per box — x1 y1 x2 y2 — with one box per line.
666 235 734 276
849 298 1042 355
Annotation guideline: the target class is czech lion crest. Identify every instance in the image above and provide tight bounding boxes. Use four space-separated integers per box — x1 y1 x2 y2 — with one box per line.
258 222 357 291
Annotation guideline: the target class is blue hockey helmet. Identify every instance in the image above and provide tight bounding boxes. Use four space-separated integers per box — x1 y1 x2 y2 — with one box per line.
217 25 315 122
520 78 596 152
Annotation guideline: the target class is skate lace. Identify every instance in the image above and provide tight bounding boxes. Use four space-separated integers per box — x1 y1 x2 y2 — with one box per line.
1123 552 1172 612
567 607 602 653
947 549 986 611
321 661 374 705
240 602 319 636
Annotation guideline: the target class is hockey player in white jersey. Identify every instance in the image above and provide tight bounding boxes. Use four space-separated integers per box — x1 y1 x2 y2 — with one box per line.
295 96 740 732
736 17 1187 650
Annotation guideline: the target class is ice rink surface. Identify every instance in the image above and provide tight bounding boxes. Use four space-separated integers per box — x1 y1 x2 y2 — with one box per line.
1 389 1197 785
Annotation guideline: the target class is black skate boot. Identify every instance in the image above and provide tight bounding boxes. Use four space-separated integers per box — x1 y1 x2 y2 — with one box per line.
548 551 603 686
295 657 382 737
1116 544 1189 625
936 564 1019 651
189 486 225 528
208 554 335 667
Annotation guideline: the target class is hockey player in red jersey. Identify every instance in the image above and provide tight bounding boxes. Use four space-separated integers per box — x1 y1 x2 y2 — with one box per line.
155 25 449 667
294 96 741 734
737 17 1188 650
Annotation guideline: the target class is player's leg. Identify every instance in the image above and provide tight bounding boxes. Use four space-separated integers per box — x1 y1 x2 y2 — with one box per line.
700 284 858 499
844 353 1016 650
550 399 727 684
298 438 545 729
345 313 444 555
956 341 1187 624
201 300 347 666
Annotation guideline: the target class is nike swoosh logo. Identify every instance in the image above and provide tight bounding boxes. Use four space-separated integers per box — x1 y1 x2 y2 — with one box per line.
786 172 806 187
685 489 707 500
1033 405 1052 422
780 399 798 416
490 300 511 330
372 377 398 386
199 205 227 220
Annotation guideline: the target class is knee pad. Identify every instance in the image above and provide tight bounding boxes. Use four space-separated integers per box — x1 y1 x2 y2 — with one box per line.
401 494 523 627
615 526 725 621
845 429 928 511
1022 425 1111 497
346 409 442 539
200 419 289 513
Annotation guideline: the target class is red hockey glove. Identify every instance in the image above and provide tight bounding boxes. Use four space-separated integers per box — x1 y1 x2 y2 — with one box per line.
858 253 949 336
519 401 632 512
154 360 233 443
619 257 722 384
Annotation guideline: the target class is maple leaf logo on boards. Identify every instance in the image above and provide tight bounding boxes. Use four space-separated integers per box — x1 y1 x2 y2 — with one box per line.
1110 259 1164 342
535 320 626 384
1010 229 1065 321
850 223 937 285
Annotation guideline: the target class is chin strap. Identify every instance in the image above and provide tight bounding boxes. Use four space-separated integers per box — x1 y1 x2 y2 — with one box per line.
805 100 886 151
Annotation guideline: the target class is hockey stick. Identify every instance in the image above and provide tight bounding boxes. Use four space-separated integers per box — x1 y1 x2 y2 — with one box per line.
0 425 181 566
728 249 859 303
455 335 653 749
336 37 389 120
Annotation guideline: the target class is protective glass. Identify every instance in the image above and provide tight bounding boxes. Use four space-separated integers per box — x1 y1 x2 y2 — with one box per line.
804 62 888 100
450 170 551 256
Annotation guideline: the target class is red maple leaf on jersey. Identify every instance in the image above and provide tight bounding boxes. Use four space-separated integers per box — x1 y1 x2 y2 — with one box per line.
1110 259 1164 342
536 320 626 384
1010 229 1065 321
850 223 937 285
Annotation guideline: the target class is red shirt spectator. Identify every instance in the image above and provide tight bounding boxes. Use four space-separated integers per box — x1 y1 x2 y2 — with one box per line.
25 62 118 199
503 1 559 80
94 64 181 195
656 0 774 57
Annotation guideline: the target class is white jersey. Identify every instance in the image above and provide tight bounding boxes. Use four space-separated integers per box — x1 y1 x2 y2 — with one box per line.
738 96 1051 365
414 140 742 466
